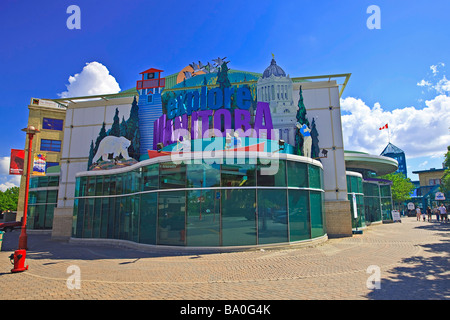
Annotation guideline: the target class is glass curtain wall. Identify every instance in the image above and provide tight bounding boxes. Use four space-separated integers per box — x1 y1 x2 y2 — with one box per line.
73 158 326 247
27 175 59 229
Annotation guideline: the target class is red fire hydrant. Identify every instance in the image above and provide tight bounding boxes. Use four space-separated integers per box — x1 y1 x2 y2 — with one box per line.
9 250 29 273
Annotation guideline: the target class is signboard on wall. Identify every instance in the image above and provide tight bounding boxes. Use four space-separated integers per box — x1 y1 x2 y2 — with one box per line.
435 192 446 201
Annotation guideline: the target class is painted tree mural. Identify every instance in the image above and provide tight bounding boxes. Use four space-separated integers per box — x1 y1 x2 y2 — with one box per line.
87 97 140 169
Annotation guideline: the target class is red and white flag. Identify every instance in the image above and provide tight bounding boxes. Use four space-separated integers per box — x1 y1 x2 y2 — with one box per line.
379 124 388 130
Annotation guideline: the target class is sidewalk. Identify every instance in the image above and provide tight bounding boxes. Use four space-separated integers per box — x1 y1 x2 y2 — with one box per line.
0 217 448 300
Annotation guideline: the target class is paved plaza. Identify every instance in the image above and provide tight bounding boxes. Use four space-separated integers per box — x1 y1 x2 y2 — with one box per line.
0 217 448 301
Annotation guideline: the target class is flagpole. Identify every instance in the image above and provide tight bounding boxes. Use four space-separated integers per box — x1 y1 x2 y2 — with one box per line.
388 124 390 143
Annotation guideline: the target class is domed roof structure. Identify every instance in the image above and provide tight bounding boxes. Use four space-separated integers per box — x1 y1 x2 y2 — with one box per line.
262 56 286 79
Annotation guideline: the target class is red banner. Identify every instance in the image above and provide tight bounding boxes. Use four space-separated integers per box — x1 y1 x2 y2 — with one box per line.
9 149 25 175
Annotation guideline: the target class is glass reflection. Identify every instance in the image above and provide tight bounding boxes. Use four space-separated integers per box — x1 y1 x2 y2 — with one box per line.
186 190 220 246
257 189 288 244
158 191 186 246
222 189 256 246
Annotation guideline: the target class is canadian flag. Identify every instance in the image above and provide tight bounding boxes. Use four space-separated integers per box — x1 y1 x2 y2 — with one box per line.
379 124 388 130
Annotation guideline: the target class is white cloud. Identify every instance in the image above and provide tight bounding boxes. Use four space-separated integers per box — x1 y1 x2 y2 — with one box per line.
430 62 445 75
340 95 450 159
433 75 450 94
58 62 121 98
0 157 21 191
417 79 431 87
419 161 428 167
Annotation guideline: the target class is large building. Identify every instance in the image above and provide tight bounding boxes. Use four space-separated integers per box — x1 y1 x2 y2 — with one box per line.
412 166 448 209
380 142 407 178
17 98 66 229
17 56 398 249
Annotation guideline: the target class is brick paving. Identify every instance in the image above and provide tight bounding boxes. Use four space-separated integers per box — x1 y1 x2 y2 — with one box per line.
0 217 448 301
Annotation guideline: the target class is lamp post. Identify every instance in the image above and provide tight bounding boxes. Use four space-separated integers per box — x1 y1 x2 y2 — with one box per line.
18 125 40 250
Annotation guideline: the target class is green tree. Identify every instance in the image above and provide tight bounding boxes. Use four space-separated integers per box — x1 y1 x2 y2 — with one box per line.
87 140 95 169
379 172 415 209
0 186 20 212
94 122 107 152
294 86 310 156
109 108 121 137
120 116 128 137
440 145 450 195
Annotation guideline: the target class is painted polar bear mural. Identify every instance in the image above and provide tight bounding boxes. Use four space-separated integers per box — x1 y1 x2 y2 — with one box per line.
92 136 132 163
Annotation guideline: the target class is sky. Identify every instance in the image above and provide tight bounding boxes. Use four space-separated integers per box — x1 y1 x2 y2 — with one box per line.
0 0 449 191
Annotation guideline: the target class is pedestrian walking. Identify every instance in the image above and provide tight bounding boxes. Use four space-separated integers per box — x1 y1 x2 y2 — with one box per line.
434 206 440 222
438 204 447 223
416 207 421 221
426 206 432 222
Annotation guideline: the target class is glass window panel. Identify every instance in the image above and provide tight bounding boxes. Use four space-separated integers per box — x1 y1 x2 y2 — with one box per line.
36 191 47 203
36 205 46 229
72 200 78 236
187 163 221 188
93 198 101 238
257 189 288 244
28 191 37 205
130 195 140 243
45 204 54 229
308 165 321 189
29 177 38 189
116 174 123 195
221 164 256 187
80 177 87 197
114 197 121 239
87 177 95 196
142 164 159 191
119 197 131 240
83 199 94 238
257 159 286 187
107 197 116 239
100 198 109 238
160 163 186 189
75 198 84 238
186 190 220 246
109 176 116 196
103 176 110 195
222 189 256 246
310 191 325 238
158 191 186 246
47 190 57 203
380 185 391 197
28 206 36 229
139 193 157 245
288 190 310 241
287 161 308 187
43 118 64 131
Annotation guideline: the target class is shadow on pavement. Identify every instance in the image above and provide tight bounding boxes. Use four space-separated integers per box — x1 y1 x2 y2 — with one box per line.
366 222 450 300
1 229 240 261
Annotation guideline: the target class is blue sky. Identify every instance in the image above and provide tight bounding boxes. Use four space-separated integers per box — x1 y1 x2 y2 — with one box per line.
1 0 449 190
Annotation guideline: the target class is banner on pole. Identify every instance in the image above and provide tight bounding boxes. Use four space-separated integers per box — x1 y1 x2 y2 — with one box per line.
9 149 25 175
33 153 46 176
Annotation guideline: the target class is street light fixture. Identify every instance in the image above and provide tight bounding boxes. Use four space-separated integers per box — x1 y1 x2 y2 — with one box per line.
18 125 40 250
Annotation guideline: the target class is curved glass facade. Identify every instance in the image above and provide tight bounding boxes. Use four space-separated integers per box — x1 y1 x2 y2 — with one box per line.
72 156 326 247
